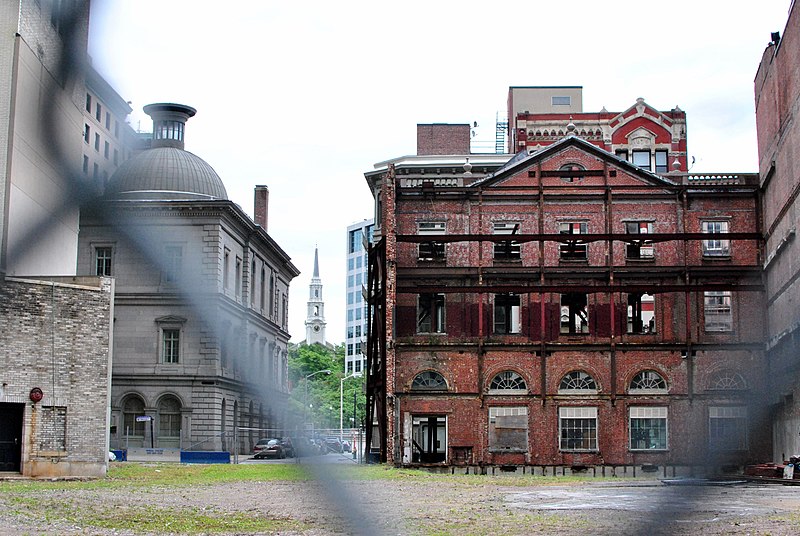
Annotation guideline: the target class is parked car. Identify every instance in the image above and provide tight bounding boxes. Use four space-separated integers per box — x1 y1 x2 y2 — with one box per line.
324 436 342 453
253 438 273 455
253 438 292 459
341 440 351 453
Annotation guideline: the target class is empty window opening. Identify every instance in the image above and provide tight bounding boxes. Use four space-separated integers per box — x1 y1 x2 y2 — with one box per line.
417 293 445 333
411 415 447 463
418 222 446 261
494 222 521 260
560 293 588 334
625 221 654 259
627 293 656 334
559 222 587 260
494 293 520 334
704 291 732 332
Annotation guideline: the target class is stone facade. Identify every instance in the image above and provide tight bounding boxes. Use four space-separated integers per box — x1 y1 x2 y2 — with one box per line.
0 276 113 477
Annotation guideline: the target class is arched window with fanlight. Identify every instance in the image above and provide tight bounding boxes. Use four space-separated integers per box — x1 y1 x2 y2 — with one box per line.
411 370 447 391
122 395 146 442
157 395 182 447
629 370 668 394
708 370 747 391
489 371 527 394
559 163 585 183
558 370 598 394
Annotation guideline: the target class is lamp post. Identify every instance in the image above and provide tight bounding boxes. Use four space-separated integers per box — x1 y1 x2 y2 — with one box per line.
304 369 331 434
340 372 361 442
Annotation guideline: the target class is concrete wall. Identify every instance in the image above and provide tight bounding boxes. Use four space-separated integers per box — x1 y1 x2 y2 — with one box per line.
0 276 113 477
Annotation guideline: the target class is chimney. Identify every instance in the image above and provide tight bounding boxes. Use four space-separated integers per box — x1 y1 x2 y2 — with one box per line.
254 185 269 231
143 103 196 150
416 123 471 155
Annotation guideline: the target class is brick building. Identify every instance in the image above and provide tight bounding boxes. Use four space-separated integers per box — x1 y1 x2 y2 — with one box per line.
365 123 766 472
755 2 800 463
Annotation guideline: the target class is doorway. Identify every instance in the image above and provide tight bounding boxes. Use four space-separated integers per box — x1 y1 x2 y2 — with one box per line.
0 403 24 472
411 415 446 463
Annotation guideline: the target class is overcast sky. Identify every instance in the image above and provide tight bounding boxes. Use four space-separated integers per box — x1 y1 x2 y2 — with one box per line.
87 0 792 344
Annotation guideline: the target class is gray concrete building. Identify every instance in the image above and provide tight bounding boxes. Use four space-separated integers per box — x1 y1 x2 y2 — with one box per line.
78 103 299 453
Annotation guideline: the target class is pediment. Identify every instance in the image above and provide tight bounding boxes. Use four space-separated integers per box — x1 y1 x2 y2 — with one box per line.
155 315 187 324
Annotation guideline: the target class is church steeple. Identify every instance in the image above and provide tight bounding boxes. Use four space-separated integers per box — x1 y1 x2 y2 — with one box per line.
305 246 326 345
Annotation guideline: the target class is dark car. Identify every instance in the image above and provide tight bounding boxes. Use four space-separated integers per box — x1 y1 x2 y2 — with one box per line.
253 438 292 459
324 436 342 453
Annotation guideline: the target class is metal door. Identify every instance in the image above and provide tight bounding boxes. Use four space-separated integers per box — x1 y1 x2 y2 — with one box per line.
0 403 23 472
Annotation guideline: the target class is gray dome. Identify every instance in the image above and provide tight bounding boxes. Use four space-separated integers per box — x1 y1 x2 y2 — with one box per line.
106 147 228 200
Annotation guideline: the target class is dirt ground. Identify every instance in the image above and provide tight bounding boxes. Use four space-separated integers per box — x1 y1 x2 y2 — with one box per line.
2 462 800 535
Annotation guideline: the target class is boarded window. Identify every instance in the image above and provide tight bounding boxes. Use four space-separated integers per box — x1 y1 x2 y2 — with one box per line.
489 406 528 451
38 406 67 452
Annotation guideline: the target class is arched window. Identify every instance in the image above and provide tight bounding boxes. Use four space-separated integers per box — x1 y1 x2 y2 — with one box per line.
558 371 597 393
411 371 447 391
629 370 668 393
559 163 585 183
489 371 527 393
709 371 747 390
122 396 146 436
158 396 181 438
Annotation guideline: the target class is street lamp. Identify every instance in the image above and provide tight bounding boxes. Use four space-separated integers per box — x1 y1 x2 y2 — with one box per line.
304 369 331 434
340 372 361 442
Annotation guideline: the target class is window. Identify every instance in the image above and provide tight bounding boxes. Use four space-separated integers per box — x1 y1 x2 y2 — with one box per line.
85 93 92 112
347 344 353 356
164 245 182 284
494 222 521 260
489 407 528 451
560 293 588 334
84 123 90 143
559 163 584 183
269 273 275 315
347 360 353 374
113 148 118 165
223 249 230 289
354 359 362 373
104 140 109 159
158 396 181 438
627 293 656 334
162 329 180 363
708 371 747 390
349 229 363 254
95 247 112 276
629 407 668 450
122 397 146 436
250 260 256 305
105 111 111 130
411 371 447 391
417 293 445 333
615 149 629 162
709 406 747 451
625 222 654 259
552 96 571 106
260 268 266 310
95 102 102 122
489 371 527 393
411 415 447 463
156 120 184 141
418 222 446 261
235 257 242 297
702 220 730 257
93 162 99 178
559 407 598 451
355 341 361 354
655 150 669 173
559 370 597 393
559 222 588 260
82 155 89 175
704 291 732 332
629 370 667 393
355 325 361 337
493 293 520 334
632 150 651 171
114 120 119 138
94 133 100 151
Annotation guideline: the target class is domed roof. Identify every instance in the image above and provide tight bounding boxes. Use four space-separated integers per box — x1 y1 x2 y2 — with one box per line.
105 147 228 200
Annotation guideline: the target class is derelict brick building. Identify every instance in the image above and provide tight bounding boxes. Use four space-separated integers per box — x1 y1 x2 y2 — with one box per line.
365 111 766 472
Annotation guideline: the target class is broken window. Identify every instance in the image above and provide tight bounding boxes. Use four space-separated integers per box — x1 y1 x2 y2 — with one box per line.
560 293 589 334
627 293 656 334
559 163 585 183
418 222 446 261
708 371 747 390
493 293 520 334
493 222 521 260
629 370 667 393
559 407 598 451
702 220 730 257
489 371 527 393
411 415 447 463
559 222 588 260
417 293 445 333
629 407 668 450
704 291 732 332
411 371 447 391
709 406 747 451
489 407 528 451
559 371 598 393
625 221 654 259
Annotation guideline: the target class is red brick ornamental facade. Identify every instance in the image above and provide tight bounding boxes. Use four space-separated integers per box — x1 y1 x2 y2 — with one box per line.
365 129 766 473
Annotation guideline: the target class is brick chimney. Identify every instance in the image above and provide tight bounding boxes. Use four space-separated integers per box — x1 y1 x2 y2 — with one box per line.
254 185 268 231
416 123 471 155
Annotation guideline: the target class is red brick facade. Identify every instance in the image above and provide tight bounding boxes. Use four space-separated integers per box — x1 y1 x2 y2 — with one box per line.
366 135 766 471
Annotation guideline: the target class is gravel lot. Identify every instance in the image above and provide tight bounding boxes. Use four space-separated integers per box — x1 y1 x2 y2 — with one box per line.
1 459 799 536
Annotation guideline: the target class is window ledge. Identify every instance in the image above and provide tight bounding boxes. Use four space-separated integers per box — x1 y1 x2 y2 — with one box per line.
493 258 522 264
559 258 589 263
488 448 527 453
702 255 732 261
625 257 656 263
418 258 447 263
559 450 599 453
629 449 669 453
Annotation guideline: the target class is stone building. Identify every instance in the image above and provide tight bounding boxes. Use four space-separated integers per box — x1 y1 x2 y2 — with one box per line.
365 122 766 471
78 103 299 453
755 2 800 463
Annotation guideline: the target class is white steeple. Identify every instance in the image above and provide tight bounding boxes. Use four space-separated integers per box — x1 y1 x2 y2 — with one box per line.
305 246 326 344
